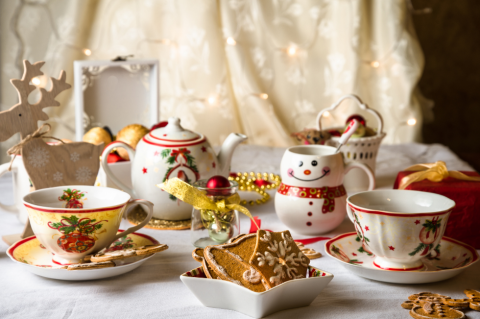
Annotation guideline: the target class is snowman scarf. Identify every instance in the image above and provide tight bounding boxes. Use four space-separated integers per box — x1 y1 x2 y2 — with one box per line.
277 183 346 213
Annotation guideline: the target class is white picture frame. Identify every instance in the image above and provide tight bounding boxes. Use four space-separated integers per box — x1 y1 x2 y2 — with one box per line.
73 59 159 141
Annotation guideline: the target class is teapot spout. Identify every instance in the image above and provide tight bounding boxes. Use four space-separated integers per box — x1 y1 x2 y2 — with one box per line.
217 133 247 177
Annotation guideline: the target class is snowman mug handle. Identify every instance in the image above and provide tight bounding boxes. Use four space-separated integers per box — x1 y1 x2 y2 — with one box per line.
344 161 374 223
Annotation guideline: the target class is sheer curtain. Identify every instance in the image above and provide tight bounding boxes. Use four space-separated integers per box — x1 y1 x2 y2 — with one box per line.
0 0 431 163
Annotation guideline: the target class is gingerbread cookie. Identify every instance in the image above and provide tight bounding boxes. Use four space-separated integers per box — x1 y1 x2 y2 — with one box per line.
191 247 218 279
67 261 115 271
296 242 322 260
410 302 465 319
464 289 480 311
135 244 169 256
228 233 248 243
409 293 451 301
91 244 168 262
250 230 310 287
204 245 270 292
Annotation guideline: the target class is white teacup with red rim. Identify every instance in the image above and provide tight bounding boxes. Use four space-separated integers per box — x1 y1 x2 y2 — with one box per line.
346 189 455 271
23 185 153 265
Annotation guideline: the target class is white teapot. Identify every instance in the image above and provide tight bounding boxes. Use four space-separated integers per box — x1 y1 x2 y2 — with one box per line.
101 117 247 220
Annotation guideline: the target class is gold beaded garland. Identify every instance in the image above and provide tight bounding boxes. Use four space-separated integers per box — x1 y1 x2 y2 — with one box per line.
228 172 281 206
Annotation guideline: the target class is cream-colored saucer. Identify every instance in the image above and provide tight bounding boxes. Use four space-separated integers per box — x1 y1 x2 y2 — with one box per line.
7 230 159 281
325 232 479 284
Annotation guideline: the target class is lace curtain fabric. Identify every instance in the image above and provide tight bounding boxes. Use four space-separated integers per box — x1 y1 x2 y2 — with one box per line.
0 0 430 163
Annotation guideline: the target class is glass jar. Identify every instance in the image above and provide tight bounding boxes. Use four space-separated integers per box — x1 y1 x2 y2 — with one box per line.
191 179 240 248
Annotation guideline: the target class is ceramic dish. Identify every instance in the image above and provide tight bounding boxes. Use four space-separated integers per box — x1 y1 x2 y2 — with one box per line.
7 230 159 281
325 232 478 284
180 266 333 318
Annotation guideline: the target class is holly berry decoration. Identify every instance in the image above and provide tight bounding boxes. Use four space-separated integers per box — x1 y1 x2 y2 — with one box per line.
58 188 85 208
345 114 366 138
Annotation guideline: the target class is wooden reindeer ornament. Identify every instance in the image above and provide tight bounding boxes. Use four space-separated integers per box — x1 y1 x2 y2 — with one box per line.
0 60 104 242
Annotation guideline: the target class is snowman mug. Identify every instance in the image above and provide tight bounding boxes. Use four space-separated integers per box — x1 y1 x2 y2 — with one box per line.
275 145 374 235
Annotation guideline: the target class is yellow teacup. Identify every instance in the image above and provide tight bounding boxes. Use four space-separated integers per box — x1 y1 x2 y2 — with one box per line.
23 185 153 265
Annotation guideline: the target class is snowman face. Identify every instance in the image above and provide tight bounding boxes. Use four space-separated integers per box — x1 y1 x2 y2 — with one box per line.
287 159 331 183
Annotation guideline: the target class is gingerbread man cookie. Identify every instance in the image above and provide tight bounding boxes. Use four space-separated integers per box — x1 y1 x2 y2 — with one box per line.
250 230 310 287
464 289 480 311
410 301 465 319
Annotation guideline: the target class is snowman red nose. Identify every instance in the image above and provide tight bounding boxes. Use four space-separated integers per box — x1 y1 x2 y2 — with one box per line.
304 170 311 175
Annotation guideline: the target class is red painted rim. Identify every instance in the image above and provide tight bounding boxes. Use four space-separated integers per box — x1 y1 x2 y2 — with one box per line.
348 204 453 217
148 132 200 143
372 261 424 271
7 229 159 262
325 232 479 271
142 136 206 148
24 203 126 213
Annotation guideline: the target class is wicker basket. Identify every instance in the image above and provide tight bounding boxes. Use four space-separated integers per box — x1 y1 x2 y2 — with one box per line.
316 94 386 192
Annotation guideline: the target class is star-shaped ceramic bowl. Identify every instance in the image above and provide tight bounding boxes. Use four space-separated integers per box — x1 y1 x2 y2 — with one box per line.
180 266 333 318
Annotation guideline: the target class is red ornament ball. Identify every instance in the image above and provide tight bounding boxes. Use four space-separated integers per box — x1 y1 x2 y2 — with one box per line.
346 114 366 127
206 175 231 189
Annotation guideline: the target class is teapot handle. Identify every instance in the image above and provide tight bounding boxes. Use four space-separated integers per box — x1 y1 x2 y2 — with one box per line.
316 94 384 135
101 141 136 198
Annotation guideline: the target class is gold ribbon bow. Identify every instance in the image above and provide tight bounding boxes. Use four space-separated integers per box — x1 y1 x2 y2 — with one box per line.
157 178 258 228
399 161 480 190
6 123 64 171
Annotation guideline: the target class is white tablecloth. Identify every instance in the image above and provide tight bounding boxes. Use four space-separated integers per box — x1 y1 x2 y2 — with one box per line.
1 143 479 319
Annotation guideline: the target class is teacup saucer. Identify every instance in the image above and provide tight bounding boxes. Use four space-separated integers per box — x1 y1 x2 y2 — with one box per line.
7 230 159 281
325 232 479 284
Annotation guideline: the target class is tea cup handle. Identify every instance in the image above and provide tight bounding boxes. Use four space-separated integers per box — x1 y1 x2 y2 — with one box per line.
344 162 375 191
111 199 154 242
0 163 19 213
346 203 355 223
100 141 136 198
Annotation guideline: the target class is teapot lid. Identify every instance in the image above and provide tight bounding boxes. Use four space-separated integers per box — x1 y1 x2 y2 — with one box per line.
145 117 204 146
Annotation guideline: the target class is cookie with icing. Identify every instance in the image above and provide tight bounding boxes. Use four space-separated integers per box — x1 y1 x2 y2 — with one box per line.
204 245 270 292
409 293 451 301
91 244 168 262
191 247 218 279
135 244 169 256
410 302 465 319
67 261 115 270
464 289 480 311
250 230 310 287
296 242 322 260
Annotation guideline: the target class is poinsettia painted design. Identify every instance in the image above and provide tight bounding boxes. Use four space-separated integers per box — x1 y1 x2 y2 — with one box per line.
161 148 200 201
409 217 442 256
48 215 107 253
331 245 362 265
58 188 85 208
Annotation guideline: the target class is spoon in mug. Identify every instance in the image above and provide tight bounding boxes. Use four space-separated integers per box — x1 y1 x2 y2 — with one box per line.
335 119 359 154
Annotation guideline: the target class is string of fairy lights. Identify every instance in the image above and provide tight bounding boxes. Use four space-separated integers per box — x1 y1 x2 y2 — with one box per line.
8 0 432 134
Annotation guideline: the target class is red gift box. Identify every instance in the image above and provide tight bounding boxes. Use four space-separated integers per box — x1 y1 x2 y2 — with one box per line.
393 171 480 249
